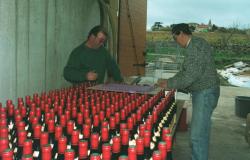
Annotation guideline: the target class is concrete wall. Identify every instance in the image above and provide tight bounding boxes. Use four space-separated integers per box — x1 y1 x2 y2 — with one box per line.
0 0 101 103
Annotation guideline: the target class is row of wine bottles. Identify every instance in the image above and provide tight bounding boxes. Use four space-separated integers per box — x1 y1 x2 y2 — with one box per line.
0 83 177 160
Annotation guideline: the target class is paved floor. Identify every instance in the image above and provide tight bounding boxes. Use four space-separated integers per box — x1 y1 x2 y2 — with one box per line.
173 86 250 160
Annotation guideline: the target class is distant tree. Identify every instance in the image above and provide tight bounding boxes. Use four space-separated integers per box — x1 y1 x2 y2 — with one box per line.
151 22 163 31
189 25 196 32
211 24 218 31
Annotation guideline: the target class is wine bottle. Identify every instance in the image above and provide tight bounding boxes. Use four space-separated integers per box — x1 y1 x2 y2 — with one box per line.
76 112 83 131
136 137 145 160
92 114 100 133
158 141 167 160
100 126 109 146
33 124 41 159
120 129 129 155
14 130 27 160
55 136 67 160
66 120 74 145
71 129 79 158
143 130 152 159
109 116 117 139
52 125 62 158
90 133 100 154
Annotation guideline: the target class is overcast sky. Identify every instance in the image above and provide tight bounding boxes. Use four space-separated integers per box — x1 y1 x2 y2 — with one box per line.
147 0 250 30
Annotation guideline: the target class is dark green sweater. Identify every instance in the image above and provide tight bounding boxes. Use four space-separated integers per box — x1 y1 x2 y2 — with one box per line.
168 36 220 92
63 43 123 84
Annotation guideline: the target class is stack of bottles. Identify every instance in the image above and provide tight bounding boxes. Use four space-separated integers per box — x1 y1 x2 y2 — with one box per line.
0 83 177 160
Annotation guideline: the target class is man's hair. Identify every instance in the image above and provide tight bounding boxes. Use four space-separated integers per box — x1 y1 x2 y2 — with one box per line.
171 23 192 35
87 25 108 39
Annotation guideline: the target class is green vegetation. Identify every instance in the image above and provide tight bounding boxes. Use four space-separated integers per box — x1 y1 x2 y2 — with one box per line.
146 31 250 69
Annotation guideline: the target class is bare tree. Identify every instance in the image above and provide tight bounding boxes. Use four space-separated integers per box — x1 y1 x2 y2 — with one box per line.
219 21 240 49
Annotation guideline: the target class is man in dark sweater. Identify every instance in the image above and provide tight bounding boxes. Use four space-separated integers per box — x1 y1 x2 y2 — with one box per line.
63 25 123 84
158 23 220 160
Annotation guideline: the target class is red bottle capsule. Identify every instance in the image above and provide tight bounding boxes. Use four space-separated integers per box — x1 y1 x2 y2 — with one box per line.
79 140 88 159
121 129 129 146
90 133 99 150
152 150 162 160
0 138 9 155
112 136 121 153
18 130 27 147
23 139 33 155
42 144 52 160
115 112 120 125
58 136 67 154
101 127 109 142
90 153 101 160
0 127 8 138
40 132 48 146
163 133 172 151
67 120 74 135
128 145 137 160
55 125 63 141
144 130 151 147
48 119 55 133
136 137 144 155
158 141 167 160
71 130 79 145
2 148 13 160
60 115 66 127
64 149 75 160
83 124 91 139
102 143 111 160
77 112 83 125
33 124 42 139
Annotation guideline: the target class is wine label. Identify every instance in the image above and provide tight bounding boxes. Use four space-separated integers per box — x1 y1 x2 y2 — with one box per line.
129 139 136 145
9 122 14 130
41 124 45 131
27 132 32 137
25 125 29 131
79 133 83 139
13 137 17 143
14 147 18 153
150 142 155 150
67 145 71 149
33 151 40 157
54 153 58 159
134 133 139 140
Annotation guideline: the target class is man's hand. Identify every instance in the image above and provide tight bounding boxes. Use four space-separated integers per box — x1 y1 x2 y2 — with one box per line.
157 78 168 88
86 71 98 81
